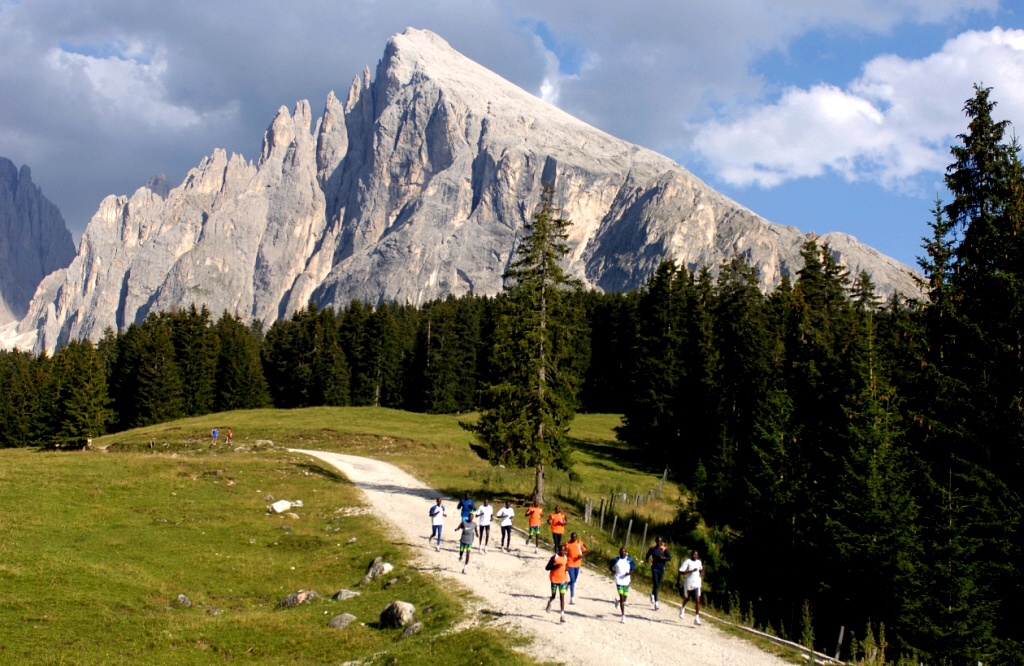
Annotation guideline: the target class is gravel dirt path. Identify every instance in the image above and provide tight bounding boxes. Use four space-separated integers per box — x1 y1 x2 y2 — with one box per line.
292 449 791 666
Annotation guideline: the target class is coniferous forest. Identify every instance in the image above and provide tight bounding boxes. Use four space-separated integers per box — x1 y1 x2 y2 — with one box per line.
2 86 1022 663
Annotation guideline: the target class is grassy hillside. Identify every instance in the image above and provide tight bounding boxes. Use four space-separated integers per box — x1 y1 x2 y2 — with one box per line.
0 433 539 665
2 407 797 664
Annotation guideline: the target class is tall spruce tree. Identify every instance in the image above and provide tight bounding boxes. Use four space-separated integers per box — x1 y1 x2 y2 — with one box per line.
912 84 1024 662
617 261 686 449
47 340 113 445
466 186 585 503
213 312 270 411
169 305 219 417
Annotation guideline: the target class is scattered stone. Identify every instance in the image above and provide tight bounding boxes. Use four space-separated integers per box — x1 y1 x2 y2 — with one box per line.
277 524 293 532
263 494 275 502
286 512 300 520
328 613 357 630
276 590 322 608
234 446 246 453
270 500 292 513
205 607 223 616
422 605 435 614
253 439 274 448
177 594 192 607
360 557 394 585
332 589 361 601
346 537 358 544
379 601 416 628
292 499 304 508
385 578 400 588
400 621 423 639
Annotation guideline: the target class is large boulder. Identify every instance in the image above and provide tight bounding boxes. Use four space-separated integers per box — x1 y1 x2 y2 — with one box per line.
379 601 416 629
360 556 394 585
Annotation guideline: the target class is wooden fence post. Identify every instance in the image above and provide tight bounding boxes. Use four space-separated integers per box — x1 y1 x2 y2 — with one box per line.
610 515 618 542
599 499 606 531
625 519 633 548
641 523 648 550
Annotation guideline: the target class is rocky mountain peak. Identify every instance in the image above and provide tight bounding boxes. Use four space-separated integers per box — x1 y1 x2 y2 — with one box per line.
0 157 76 324
3 30 920 354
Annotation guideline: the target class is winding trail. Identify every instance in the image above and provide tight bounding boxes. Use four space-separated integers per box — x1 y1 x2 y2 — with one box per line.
291 449 790 666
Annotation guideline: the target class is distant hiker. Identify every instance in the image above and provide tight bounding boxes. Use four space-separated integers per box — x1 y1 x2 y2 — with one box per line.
645 537 672 610
210 427 219 447
457 493 476 522
565 532 588 604
525 502 544 554
476 499 494 553
86 435 93 450
429 497 446 551
455 512 478 574
226 428 233 445
678 550 704 625
496 501 515 551
610 547 637 624
545 544 570 623
548 505 567 552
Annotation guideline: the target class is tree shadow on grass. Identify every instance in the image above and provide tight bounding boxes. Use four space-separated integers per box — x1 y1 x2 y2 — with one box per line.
295 461 350 484
569 436 665 476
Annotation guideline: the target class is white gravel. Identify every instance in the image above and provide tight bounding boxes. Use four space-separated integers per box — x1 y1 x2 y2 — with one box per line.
292 449 791 666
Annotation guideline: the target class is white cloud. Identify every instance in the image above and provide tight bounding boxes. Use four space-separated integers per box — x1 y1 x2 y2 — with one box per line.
692 28 1024 189
45 43 236 129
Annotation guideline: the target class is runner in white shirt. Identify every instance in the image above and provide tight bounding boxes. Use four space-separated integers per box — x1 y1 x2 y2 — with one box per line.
678 550 704 625
476 499 494 553
496 501 515 551
428 497 446 551
610 547 636 624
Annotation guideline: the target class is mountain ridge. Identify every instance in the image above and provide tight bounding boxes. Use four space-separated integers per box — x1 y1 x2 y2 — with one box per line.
4 28 919 354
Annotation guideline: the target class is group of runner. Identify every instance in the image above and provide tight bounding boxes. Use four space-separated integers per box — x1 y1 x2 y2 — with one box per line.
429 494 706 625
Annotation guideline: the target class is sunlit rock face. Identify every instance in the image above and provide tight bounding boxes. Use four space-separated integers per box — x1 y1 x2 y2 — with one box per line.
9 28 919 354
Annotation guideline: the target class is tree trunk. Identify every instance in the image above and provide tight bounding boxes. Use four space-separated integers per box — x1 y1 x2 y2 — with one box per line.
533 463 545 506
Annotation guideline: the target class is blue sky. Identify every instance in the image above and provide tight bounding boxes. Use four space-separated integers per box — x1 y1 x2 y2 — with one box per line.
1 0 1022 269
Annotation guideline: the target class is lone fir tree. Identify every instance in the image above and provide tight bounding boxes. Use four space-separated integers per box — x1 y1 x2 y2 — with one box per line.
466 185 586 504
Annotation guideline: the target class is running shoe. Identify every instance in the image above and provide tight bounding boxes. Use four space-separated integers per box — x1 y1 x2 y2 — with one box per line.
694 615 701 626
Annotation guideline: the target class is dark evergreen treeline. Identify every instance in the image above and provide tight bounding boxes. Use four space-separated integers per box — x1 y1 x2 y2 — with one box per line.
1 85 1020 663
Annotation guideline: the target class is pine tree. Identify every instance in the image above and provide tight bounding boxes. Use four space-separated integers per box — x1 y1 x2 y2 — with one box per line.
466 186 586 503
111 315 184 428
617 261 686 449
0 350 45 447
47 340 114 446
169 305 219 417
213 312 270 411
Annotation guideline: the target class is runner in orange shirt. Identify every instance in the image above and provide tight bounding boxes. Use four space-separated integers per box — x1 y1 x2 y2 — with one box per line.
525 502 544 554
548 505 568 553
545 544 571 623
565 532 588 605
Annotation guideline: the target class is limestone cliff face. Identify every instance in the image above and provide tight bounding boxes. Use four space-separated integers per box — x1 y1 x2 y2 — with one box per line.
9 28 920 353
0 158 76 325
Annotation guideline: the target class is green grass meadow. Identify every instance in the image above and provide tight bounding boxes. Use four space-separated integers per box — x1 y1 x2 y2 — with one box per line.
0 436 537 665
1 407 799 664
